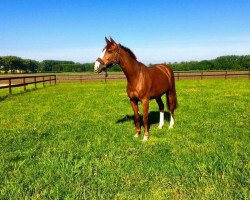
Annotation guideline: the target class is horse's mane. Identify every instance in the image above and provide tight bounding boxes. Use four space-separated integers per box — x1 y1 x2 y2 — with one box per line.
119 44 137 60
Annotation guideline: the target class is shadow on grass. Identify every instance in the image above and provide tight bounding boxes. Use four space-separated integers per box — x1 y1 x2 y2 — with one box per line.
0 95 8 102
116 111 171 127
0 87 48 102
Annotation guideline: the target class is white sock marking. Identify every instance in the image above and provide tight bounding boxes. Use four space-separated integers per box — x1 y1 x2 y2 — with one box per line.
169 114 174 129
158 111 164 129
143 135 149 141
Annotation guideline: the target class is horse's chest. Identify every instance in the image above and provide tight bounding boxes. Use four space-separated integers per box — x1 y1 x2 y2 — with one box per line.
126 77 150 100
127 90 140 100
127 86 147 100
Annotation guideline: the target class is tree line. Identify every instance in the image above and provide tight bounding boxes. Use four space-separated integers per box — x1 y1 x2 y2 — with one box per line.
167 55 250 71
0 55 249 74
0 56 94 73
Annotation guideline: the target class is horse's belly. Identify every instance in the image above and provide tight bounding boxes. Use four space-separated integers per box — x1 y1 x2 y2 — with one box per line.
149 90 166 99
149 81 169 99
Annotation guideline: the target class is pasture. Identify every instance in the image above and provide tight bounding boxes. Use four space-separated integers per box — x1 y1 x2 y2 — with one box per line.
0 79 249 199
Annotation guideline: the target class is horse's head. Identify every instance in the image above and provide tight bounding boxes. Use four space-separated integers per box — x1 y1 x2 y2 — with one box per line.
94 37 120 73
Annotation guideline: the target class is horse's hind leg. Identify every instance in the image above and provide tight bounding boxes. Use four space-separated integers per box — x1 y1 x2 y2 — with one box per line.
142 98 149 141
156 97 164 129
166 89 177 129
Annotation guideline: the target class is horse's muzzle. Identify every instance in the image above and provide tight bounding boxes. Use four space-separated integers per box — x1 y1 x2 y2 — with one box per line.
95 65 106 73
94 58 107 73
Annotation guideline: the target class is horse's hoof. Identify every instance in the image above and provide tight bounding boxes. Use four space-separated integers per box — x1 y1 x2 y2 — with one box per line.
169 125 174 129
134 133 140 138
143 135 149 141
158 125 163 129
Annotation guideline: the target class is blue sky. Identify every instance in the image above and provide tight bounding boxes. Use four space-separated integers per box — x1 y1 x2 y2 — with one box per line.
1 0 250 63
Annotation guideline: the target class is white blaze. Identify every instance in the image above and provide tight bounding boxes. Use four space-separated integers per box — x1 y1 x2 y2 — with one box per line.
158 111 164 129
94 49 106 72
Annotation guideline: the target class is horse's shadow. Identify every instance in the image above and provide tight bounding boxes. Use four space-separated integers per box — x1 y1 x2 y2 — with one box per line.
116 111 170 128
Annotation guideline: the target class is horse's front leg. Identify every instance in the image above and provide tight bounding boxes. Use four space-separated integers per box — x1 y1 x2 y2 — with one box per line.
130 99 141 138
142 98 149 141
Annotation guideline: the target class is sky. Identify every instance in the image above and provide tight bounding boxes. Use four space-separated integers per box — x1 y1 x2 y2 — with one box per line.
1 0 250 63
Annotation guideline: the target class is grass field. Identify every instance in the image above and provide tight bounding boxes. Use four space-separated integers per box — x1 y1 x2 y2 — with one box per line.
0 79 249 199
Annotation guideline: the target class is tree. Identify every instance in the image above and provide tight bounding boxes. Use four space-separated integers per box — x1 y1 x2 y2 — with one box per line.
108 64 121 72
194 60 214 70
84 63 94 72
239 55 250 69
0 57 4 72
41 60 75 72
0 54 249 73
23 59 40 73
1 56 23 73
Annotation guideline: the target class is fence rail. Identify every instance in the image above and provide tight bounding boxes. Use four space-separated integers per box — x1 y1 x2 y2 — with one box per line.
0 71 248 90
56 70 250 83
174 70 250 80
0 75 56 94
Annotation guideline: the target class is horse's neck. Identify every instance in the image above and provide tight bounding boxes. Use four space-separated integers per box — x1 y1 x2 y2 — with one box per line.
119 49 141 84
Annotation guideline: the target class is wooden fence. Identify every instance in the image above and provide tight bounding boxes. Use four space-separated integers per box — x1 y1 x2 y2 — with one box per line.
174 70 250 80
56 70 250 83
0 71 248 91
0 75 56 94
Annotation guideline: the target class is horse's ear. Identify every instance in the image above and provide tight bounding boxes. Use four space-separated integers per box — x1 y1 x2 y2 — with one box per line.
110 37 116 44
105 37 110 44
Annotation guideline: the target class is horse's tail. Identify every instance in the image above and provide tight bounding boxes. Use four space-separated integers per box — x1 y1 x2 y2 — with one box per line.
167 87 177 111
166 67 178 112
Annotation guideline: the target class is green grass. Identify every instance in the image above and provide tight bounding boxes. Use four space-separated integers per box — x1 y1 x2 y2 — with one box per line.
0 79 249 199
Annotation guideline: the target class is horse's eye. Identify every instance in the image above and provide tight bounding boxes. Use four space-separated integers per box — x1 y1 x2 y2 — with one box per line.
107 50 112 54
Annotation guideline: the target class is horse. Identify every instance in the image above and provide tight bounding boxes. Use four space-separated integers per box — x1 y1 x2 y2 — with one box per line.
94 37 177 141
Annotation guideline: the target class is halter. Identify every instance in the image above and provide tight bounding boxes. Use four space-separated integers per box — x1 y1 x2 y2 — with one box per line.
112 47 120 65
96 45 120 71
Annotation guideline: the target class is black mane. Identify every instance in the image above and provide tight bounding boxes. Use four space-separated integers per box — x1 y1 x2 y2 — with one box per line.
119 44 137 60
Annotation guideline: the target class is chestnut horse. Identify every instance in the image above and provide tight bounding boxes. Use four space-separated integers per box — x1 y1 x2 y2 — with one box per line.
95 37 177 141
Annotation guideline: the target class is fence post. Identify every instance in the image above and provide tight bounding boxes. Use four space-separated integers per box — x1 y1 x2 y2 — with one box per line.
201 71 203 80
225 70 228 79
49 76 51 86
9 79 12 94
104 73 107 83
80 75 82 83
43 76 45 87
34 77 37 89
54 75 57 84
23 77 26 91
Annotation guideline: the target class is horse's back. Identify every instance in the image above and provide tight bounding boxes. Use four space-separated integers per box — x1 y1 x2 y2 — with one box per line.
149 64 174 78
148 64 175 85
